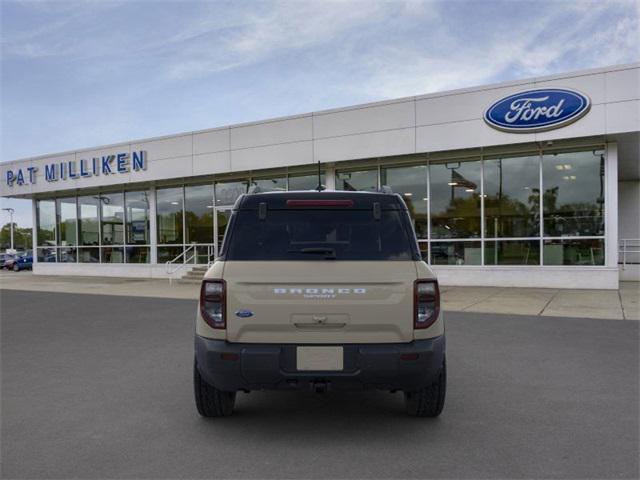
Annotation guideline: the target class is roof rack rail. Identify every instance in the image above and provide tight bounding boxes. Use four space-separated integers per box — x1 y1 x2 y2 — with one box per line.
378 185 393 194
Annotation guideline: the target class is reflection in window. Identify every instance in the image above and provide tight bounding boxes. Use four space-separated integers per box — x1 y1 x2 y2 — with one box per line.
288 172 325 191
56 198 77 246
37 246 57 262
431 241 481 265
185 184 214 244
430 160 481 239
485 240 540 265
125 191 150 245
157 246 184 263
381 165 428 239
58 246 76 263
100 193 124 245
101 246 124 263
156 187 183 244
543 150 605 237
544 238 604 265
251 176 286 192
215 180 248 206
484 156 540 238
37 200 56 246
78 196 100 246
126 246 150 263
78 247 100 263
336 169 378 191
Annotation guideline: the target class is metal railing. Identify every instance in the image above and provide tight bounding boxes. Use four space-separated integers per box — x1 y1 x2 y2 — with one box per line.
619 238 640 269
165 243 219 284
166 243 198 283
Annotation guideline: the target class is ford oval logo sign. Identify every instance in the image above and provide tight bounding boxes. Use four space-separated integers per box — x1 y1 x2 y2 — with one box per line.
235 309 254 318
484 88 591 133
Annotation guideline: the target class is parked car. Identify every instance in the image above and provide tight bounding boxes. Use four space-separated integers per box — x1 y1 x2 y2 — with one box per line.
12 252 33 271
194 190 445 417
2 253 17 270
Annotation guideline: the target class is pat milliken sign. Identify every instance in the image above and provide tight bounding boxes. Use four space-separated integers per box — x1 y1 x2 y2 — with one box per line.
484 88 591 133
5 151 147 187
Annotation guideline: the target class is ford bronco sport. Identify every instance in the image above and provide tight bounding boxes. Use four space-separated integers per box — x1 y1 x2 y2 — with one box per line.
194 190 446 417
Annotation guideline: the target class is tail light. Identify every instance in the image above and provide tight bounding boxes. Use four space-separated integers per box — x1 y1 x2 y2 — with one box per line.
414 279 440 329
200 279 226 329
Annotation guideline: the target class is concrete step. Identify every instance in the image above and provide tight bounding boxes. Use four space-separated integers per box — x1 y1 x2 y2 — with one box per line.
191 265 209 272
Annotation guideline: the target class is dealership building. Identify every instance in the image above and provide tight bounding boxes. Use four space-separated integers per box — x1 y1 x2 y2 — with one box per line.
1 63 638 289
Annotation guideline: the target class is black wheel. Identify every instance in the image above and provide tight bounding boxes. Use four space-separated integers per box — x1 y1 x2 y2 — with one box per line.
12 264 19 272
194 360 236 417
404 357 446 417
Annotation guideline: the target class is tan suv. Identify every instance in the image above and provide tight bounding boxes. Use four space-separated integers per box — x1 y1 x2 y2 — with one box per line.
194 190 445 417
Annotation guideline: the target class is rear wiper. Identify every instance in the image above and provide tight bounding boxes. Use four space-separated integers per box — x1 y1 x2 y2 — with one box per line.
287 247 337 259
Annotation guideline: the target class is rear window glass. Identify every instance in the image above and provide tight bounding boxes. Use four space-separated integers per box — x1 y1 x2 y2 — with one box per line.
224 209 416 261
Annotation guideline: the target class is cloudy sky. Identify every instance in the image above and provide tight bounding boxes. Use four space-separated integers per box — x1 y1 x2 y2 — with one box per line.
1 0 639 227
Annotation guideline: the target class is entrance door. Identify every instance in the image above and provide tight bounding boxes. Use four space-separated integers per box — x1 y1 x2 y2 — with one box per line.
213 207 233 258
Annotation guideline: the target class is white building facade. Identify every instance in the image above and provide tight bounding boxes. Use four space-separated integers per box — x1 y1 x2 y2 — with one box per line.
2 63 639 289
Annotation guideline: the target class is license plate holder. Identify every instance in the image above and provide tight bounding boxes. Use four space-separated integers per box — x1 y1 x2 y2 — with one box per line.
296 346 344 371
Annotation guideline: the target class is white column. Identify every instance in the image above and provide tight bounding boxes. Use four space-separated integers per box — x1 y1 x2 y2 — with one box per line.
325 163 336 190
31 199 37 264
605 142 618 271
149 186 158 264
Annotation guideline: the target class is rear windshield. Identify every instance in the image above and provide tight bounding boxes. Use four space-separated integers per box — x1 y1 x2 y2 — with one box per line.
224 209 417 261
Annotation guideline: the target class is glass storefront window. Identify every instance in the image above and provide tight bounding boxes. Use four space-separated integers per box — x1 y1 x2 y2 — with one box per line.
431 241 482 265
36 200 56 246
381 165 428 239
185 184 214 244
215 180 248 206
157 246 184 264
58 246 77 263
78 196 100 246
485 240 540 265
101 246 124 263
125 191 150 245
37 246 57 262
336 169 378 191
430 160 481 239
251 176 286 192
56 198 77 246
78 247 99 263
484 155 540 238
126 246 150 264
288 172 325 191
543 238 604 265
542 150 605 237
100 193 124 245
157 187 183 244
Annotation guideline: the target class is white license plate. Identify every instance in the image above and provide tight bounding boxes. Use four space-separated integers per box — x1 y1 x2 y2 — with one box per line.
296 346 344 371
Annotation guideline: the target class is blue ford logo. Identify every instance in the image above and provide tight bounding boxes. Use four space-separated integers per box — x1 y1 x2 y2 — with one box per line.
484 88 590 133
235 309 254 318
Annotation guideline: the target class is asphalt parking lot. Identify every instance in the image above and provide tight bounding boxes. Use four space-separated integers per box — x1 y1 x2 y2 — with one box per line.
2 289 639 479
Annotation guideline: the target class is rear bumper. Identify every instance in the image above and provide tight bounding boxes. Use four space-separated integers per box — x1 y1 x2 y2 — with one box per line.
194 335 445 392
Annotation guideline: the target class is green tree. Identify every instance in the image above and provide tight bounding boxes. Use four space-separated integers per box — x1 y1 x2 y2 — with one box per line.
0 223 32 251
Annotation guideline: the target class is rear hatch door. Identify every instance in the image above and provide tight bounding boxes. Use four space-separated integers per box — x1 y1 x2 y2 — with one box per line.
224 261 417 344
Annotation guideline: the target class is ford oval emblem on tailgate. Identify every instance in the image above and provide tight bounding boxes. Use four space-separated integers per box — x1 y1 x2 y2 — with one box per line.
235 309 254 318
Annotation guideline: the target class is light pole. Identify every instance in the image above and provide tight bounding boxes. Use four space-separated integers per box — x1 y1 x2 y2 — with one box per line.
2 207 15 251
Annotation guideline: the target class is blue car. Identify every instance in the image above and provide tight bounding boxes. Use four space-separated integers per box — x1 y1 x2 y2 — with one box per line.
13 252 33 271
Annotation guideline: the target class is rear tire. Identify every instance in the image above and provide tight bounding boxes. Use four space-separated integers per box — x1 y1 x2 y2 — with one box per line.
404 357 446 417
194 360 236 417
